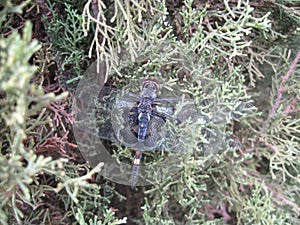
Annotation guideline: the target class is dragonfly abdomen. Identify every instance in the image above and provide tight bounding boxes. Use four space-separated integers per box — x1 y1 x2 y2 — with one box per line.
137 112 151 142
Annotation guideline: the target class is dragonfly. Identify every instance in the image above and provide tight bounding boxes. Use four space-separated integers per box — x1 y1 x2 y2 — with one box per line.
95 77 254 188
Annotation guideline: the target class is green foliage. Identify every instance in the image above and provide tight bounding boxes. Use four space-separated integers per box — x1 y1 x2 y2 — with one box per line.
1 0 300 224
43 1 90 83
82 0 300 224
0 12 125 225
0 0 30 28
75 208 127 225
240 182 292 225
0 21 62 224
82 0 170 81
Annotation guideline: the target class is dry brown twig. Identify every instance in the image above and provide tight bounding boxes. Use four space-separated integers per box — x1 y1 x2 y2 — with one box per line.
260 50 300 133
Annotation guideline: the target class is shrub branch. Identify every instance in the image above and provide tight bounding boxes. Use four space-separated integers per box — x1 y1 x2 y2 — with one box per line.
261 50 300 133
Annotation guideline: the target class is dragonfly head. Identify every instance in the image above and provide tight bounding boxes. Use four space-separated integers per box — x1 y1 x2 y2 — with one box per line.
142 77 160 91
141 77 161 99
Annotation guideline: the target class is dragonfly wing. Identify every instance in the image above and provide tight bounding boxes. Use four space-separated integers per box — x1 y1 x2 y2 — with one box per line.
98 86 138 107
112 108 167 151
142 115 166 151
111 90 141 148
115 108 141 148
96 86 139 142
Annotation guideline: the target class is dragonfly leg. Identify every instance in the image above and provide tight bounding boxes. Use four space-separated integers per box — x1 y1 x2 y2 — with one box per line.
152 110 167 121
131 150 142 189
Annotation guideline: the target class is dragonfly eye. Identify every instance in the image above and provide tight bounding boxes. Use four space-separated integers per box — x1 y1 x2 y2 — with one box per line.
142 78 159 90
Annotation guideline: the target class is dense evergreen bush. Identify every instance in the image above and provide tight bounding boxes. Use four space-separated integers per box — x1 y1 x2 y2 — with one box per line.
0 0 299 224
